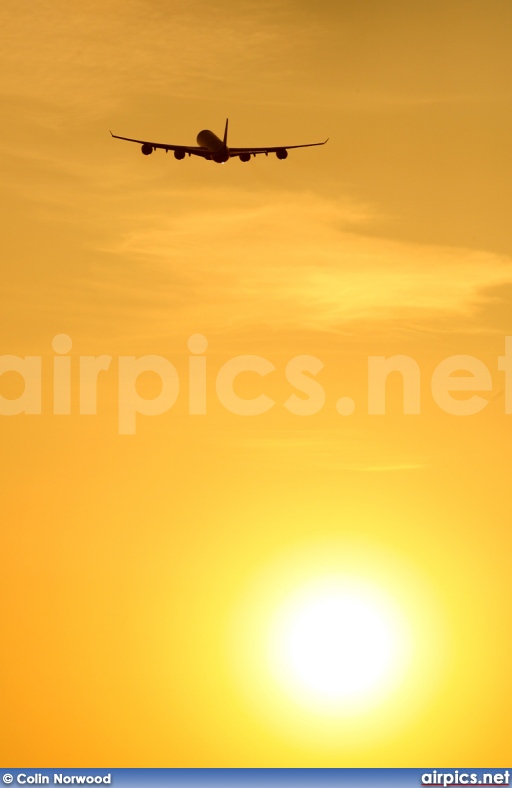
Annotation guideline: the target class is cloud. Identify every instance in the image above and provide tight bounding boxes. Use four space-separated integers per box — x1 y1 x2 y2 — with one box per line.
93 186 512 336
4 0 501 131
0 0 290 115
244 433 429 472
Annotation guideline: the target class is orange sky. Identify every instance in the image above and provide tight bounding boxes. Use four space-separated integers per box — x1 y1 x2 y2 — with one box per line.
1 0 512 768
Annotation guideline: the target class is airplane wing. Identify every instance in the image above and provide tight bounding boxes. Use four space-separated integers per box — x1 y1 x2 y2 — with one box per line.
110 132 210 158
228 139 329 158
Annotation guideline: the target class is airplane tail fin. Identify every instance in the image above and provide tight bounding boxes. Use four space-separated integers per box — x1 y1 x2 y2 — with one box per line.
223 118 229 147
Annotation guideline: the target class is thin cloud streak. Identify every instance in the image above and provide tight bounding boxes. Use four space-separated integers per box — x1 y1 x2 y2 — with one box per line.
96 188 512 333
0 0 290 114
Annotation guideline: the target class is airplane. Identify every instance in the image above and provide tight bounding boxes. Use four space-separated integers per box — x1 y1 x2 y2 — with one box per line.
110 118 328 163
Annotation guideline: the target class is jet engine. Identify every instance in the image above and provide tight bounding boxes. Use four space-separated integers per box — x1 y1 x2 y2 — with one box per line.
174 148 186 160
213 150 229 163
276 148 288 160
141 143 153 156
239 153 251 162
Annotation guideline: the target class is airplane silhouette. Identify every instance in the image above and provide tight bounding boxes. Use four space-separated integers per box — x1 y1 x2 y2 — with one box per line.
110 119 328 163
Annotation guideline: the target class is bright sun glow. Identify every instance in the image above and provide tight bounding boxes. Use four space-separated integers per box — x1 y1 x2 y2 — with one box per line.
269 579 408 710
231 543 444 746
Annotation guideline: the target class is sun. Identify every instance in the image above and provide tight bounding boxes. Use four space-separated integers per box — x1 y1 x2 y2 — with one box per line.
229 541 445 748
268 577 409 711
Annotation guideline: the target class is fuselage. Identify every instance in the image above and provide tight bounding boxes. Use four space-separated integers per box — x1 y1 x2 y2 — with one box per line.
196 129 229 162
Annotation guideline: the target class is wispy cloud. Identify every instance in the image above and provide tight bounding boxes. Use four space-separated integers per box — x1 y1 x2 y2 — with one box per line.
0 0 291 115
92 187 512 335
244 432 429 472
